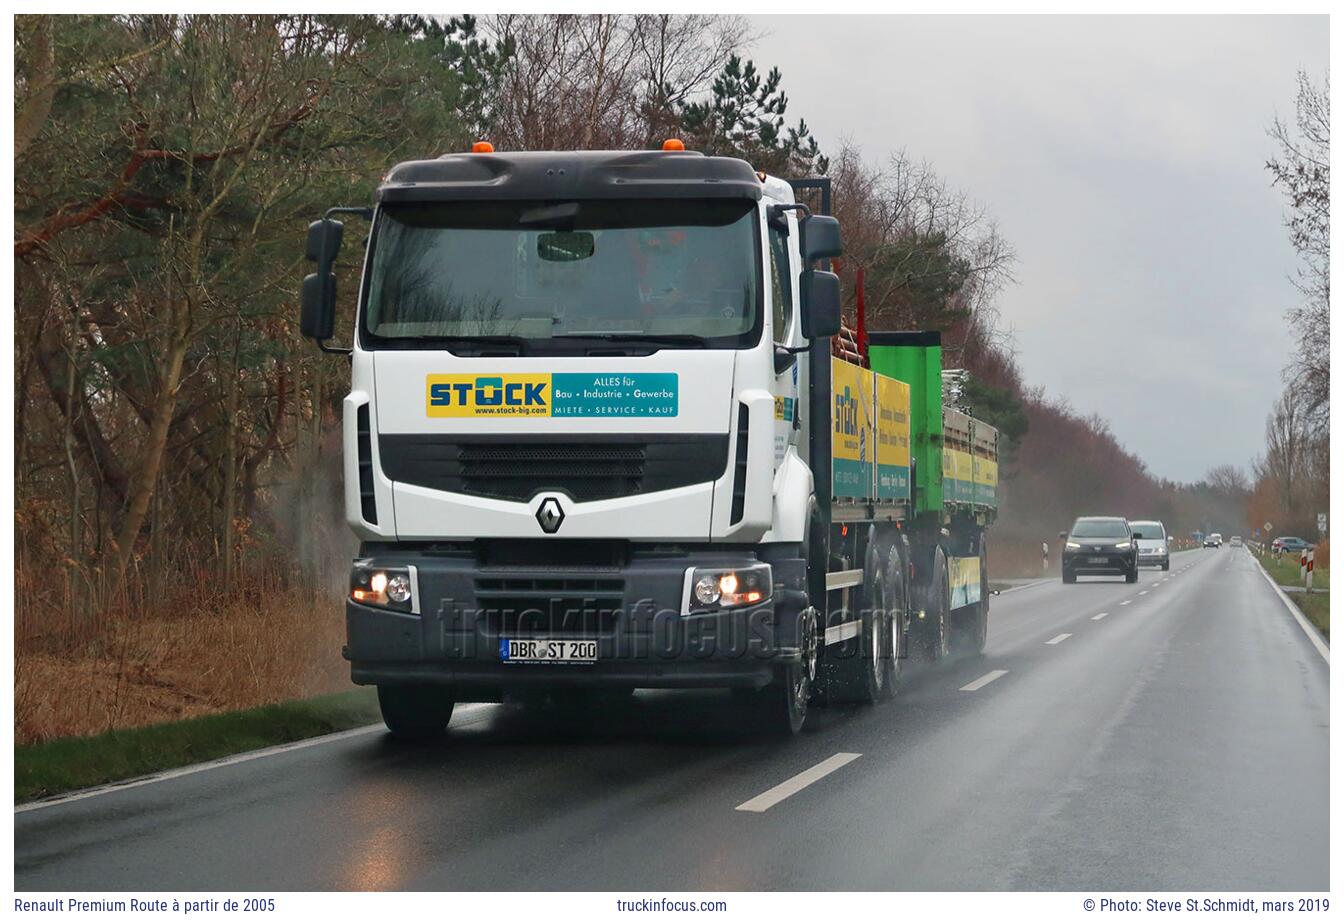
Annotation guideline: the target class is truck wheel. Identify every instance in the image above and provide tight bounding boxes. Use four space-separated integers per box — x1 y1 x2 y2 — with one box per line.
916 547 951 662
952 541 989 656
879 543 907 700
377 684 455 741
827 552 888 705
752 605 818 735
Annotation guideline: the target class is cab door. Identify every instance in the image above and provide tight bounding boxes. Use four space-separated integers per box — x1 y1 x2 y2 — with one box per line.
767 210 802 473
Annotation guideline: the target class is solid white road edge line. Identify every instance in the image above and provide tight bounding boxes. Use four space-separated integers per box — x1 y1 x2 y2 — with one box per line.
1253 559 1330 665
735 752 862 813
959 670 1008 692
1046 633 1071 645
17 703 492 814
1091 612 1108 620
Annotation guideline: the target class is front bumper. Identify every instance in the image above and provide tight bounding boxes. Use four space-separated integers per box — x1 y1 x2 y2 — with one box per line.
1137 551 1169 567
1063 549 1136 575
343 546 805 696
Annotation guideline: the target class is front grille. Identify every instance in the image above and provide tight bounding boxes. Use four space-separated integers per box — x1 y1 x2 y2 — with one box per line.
476 576 624 636
463 442 643 501
379 434 729 503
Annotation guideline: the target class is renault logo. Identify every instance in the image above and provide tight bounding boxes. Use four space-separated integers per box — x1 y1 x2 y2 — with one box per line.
535 496 565 534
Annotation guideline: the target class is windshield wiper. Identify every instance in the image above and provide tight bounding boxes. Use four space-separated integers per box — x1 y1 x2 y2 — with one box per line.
553 333 708 349
417 335 533 355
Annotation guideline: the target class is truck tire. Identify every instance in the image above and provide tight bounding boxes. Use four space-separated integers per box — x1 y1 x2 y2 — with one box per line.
377 684 455 741
879 542 907 700
827 556 889 705
915 546 951 662
751 605 818 735
952 540 988 656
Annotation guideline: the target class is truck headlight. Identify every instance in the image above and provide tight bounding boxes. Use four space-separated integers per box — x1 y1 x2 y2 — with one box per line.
351 562 417 613
684 564 772 614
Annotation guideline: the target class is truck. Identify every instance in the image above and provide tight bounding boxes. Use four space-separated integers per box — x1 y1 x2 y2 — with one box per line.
299 142 999 738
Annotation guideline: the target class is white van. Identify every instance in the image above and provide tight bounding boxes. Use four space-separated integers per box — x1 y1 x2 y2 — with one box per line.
1129 520 1170 570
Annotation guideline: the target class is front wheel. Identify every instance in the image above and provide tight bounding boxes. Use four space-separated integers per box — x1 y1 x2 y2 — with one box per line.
752 606 818 735
1125 566 1138 584
378 684 455 741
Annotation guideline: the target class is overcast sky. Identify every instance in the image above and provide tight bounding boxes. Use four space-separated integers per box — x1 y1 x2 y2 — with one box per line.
750 15 1327 484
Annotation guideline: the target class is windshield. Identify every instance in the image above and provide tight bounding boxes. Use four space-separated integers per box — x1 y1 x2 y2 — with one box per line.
1129 522 1166 540
1071 519 1130 539
362 199 761 351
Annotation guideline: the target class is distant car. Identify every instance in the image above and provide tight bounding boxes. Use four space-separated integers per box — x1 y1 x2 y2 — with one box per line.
1273 536 1314 553
1229 536 1243 547
1061 516 1139 584
1129 520 1170 570
1204 532 1223 548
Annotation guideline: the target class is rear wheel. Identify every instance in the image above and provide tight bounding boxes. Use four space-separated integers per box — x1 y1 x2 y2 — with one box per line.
378 684 455 741
828 550 889 705
878 543 907 700
916 546 951 662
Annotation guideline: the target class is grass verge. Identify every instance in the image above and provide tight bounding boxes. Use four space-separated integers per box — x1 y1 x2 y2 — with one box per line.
1251 548 1330 640
15 687 380 804
1256 548 1330 591
1289 591 1330 640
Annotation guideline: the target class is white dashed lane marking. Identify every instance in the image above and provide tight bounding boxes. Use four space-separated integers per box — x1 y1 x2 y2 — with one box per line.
1092 612 1108 620
1046 633 1072 645
960 670 1008 692
735 753 862 813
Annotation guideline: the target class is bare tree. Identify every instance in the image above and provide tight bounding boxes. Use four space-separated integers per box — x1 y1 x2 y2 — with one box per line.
484 14 747 151
1205 464 1251 498
1267 70 1329 423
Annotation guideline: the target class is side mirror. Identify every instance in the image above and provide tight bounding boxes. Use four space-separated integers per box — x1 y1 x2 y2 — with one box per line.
802 215 843 263
800 269 841 339
1058 531 1068 540
305 219 344 265
300 272 336 340
301 218 344 344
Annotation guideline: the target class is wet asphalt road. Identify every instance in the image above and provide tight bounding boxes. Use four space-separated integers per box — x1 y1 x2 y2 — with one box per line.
14 547 1329 891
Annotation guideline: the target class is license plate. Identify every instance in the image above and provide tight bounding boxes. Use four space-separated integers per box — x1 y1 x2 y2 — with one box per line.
500 637 598 664
1089 556 1109 564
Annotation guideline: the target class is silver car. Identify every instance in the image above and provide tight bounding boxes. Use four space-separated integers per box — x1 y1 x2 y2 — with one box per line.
1130 520 1170 570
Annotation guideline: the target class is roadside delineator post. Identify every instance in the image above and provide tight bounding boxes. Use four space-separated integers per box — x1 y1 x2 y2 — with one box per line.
1306 550 1315 593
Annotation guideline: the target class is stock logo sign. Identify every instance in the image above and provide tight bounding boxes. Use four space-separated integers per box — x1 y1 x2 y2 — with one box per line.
426 375 551 418
426 373 678 418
